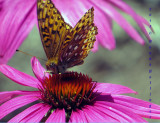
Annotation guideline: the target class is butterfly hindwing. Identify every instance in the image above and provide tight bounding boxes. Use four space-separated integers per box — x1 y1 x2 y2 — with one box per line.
61 7 98 68
37 0 72 65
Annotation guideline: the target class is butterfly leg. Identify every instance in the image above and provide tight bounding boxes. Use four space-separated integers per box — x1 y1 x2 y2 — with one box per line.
43 70 54 78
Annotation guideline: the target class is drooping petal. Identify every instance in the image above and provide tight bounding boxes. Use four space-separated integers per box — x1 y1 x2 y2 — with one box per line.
69 109 88 122
94 83 137 95
0 64 40 88
109 0 152 41
89 0 145 45
139 16 154 33
0 92 40 120
46 109 65 123
112 95 160 119
94 101 147 122
31 57 49 82
94 8 116 50
0 90 38 104
0 0 36 64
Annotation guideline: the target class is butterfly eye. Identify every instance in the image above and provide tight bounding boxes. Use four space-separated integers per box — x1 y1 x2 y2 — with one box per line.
50 63 55 67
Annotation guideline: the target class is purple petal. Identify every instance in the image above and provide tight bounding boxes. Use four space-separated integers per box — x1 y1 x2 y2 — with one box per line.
83 108 102 122
69 111 81 122
9 103 51 123
53 0 86 27
94 83 137 95
95 101 147 122
0 90 38 104
109 0 152 41
89 0 145 45
69 109 87 122
24 104 51 122
0 92 40 119
83 105 118 122
53 0 116 51
46 109 65 123
73 1 115 51
139 16 154 32
112 95 160 119
0 64 39 88
31 57 49 82
0 0 36 64
94 8 116 50
93 103 129 122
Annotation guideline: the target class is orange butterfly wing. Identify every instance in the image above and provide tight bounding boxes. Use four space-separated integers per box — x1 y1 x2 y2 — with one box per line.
37 0 72 65
61 7 98 68
37 0 98 73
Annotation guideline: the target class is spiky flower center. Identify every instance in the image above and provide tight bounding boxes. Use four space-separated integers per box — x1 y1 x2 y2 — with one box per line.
39 72 97 112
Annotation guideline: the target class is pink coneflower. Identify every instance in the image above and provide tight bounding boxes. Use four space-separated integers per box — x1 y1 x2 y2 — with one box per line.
0 0 36 64
0 0 152 62
0 57 160 122
52 0 153 52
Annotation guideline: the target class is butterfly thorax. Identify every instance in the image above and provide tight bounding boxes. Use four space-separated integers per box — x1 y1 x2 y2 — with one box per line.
46 59 67 74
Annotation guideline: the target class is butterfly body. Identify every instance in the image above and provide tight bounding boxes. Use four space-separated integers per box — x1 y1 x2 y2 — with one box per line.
37 0 98 74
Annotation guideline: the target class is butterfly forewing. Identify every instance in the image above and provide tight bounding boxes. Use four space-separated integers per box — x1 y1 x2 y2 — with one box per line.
37 0 72 65
61 7 98 68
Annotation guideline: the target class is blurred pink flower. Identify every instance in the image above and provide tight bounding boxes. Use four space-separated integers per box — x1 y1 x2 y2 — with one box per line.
0 0 36 64
0 57 160 122
52 0 152 52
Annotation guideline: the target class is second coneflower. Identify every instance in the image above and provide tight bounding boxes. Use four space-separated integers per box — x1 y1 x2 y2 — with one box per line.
0 57 160 122
52 0 153 51
0 0 36 64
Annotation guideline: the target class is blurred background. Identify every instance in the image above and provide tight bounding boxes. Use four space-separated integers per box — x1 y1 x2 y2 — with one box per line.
0 0 160 122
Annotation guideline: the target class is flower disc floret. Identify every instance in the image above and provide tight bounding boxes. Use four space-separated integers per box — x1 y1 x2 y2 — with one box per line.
39 72 97 112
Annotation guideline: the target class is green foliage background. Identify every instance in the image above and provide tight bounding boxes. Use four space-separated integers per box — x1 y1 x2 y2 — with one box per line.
0 0 160 122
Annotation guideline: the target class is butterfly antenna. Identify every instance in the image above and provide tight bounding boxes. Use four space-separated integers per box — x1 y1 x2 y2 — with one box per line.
16 49 47 61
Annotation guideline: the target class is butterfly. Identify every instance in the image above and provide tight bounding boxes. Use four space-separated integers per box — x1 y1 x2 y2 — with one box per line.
37 0 98 74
